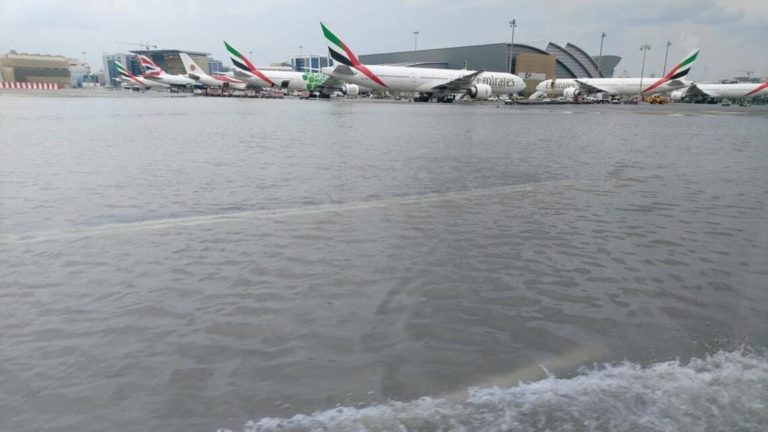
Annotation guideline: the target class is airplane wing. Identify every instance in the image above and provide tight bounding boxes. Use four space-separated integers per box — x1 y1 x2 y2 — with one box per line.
232 69 252 80
317 74 346 89
574 79 612 95
430 70 484 91
664 79 688 89
327 64 356 76
682 83 710 98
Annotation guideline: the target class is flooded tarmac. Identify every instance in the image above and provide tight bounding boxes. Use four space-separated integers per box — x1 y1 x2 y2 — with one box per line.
1 94 767 431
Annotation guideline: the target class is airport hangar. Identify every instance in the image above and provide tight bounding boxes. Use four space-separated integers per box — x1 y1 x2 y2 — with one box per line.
0 52 72 88
359 42 621 96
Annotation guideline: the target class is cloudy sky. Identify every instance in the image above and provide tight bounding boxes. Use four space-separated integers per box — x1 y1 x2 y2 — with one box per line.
1 0 766 81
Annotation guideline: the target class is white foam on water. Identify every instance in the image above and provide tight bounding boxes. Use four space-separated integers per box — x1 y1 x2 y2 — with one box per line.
222 350 768 432
4 179 596 244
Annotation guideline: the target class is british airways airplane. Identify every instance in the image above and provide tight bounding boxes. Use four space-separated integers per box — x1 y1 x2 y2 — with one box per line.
137 55 197 87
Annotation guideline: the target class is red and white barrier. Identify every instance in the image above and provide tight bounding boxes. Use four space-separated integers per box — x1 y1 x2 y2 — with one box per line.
0 81 60 90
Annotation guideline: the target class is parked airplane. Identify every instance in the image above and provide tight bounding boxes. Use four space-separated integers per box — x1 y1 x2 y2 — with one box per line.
113 60 169 89
670 81 768 101
319 21 525 102
223 40 361 96
532 49 700 99
179 52 247 89
137 55 198 87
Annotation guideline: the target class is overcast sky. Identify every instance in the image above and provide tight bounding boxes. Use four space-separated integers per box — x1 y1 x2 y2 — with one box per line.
1 0 766 81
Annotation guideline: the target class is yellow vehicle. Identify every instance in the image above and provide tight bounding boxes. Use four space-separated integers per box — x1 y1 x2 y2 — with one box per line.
647 94 670 104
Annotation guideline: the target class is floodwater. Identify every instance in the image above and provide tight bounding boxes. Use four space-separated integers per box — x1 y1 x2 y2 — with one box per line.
1 93 767 432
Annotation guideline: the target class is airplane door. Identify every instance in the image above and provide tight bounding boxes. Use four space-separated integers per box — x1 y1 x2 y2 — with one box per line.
281 80 290 89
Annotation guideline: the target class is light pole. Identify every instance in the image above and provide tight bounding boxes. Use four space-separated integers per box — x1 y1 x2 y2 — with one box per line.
639 43 652 97
597 32 606 77
508 19 517 74
662 40 671 75
413 31 419 51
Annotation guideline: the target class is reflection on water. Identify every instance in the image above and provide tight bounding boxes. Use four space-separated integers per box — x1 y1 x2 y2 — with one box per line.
1 96 767 432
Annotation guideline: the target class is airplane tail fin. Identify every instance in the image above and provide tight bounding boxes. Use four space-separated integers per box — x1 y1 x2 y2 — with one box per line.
137 55 163 76
643 48 699 93
223 40 276 87
113 60 144 86
320 21 388 88
664 49 700 80
179 52 206 76
113 60 135 79
321 21 360 67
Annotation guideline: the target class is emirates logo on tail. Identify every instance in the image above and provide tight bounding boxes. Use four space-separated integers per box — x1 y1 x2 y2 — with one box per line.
321 21 388 89
642 49 699 94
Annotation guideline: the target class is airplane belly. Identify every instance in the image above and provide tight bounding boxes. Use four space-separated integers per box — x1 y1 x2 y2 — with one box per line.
204 78 221 88
287 80 308 91
414 82 437 93
247 77 270 88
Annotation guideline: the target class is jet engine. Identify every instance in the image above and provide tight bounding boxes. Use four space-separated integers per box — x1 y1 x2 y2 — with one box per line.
468 83 493 100
341 84 359 96
563 87 581 99
670 90 686 101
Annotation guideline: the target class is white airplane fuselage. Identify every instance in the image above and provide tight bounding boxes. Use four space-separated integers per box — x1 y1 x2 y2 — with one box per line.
234 69 309 91
322 65 525 96
188 72 246 90
536 78 690 97
119 75 169 89
145 72 197 87
691 83 768 99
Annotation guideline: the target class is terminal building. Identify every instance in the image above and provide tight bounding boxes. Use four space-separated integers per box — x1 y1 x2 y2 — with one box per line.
592 55 622 79
359 42 621 96
129 49 211 76
68 58 91 88
290 54 331 72
0 51 72 88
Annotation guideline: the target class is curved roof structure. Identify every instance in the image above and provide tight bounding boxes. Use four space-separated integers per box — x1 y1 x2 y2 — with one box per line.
546 43 593 78
565 43 603 77
592 55 622 78
357 42 619 80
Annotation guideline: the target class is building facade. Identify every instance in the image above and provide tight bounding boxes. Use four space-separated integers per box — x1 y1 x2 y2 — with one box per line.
0 51 71 87
358 42 621 85
68 59 91 88
128 50 210 76
591 55 622 78
208 58 225 74
290 54 330 72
